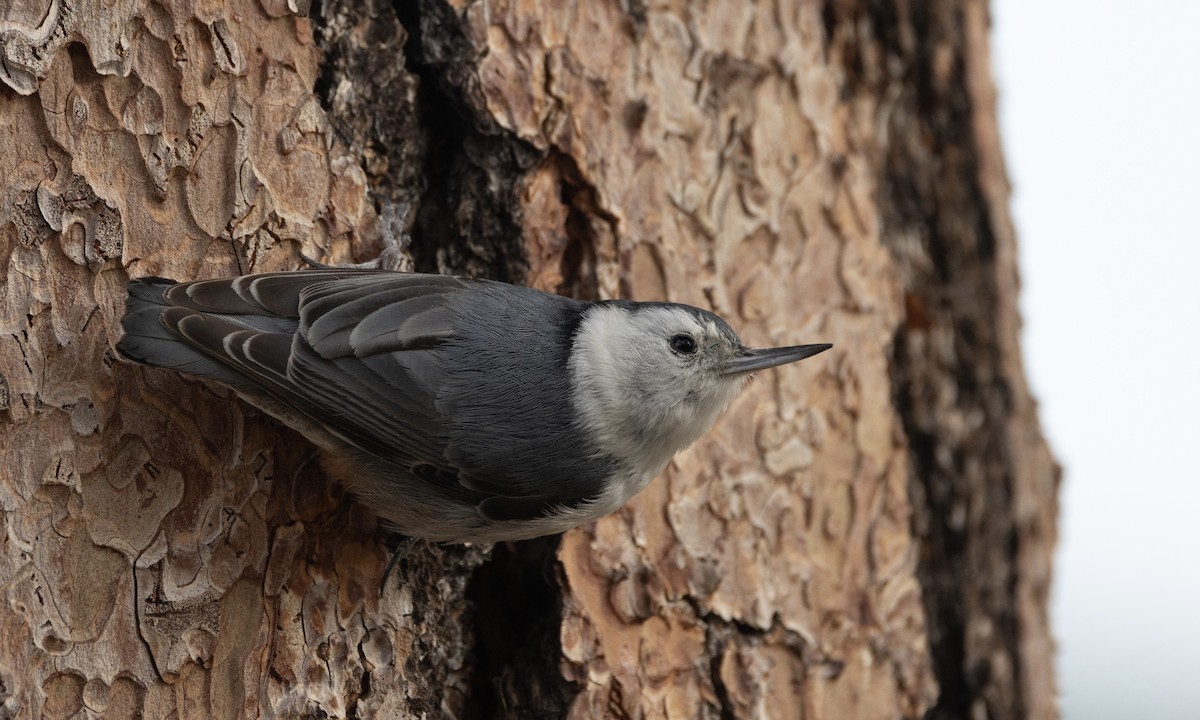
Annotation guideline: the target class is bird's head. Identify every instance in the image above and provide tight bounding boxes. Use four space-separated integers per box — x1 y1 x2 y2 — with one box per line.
569 301 830 474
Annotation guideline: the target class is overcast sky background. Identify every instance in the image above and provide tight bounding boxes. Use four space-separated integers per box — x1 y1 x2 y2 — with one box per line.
991 2 1200 718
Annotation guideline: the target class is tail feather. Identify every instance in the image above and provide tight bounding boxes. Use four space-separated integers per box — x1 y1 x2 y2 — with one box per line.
117 278 251 386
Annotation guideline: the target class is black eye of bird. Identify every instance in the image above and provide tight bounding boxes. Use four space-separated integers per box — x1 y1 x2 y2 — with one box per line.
670 334 698 354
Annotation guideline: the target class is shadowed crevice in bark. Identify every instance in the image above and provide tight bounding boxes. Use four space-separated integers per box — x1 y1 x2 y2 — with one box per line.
311 0 426 262
313 0 543 279
551 150 613 302
821 1 1029 718
312 1 575 714
385 3 579 715
383 539 493 713
854 2 1026 719
464 537 579 719
391 0 543 281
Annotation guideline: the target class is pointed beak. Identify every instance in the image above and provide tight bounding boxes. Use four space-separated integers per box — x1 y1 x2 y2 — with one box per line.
720 343 832 376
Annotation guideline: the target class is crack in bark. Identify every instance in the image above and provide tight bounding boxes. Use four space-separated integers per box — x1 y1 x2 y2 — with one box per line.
313 1 583 715
463 537 578 719
708 650 738 720
391 0 543 280
548 149 614 301
349 614 372 719
682 595 833 716
834 2 1029 718
314 0 542 279
18 322 34 376
131 559 166 683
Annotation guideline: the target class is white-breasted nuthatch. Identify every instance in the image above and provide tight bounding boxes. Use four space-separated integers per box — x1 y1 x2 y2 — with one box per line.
117 270 830 543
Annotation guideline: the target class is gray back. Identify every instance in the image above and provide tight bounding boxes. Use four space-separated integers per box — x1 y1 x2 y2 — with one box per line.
437 283 616 519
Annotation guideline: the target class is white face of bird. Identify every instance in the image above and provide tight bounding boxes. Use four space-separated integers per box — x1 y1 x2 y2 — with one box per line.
570 303 829 474
609 305 749 420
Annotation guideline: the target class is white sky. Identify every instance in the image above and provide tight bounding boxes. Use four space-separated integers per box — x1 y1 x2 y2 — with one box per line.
992 2 1200 718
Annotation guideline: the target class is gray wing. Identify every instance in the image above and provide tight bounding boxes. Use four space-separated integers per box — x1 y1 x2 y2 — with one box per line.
147 270 463 463
122 270 609 521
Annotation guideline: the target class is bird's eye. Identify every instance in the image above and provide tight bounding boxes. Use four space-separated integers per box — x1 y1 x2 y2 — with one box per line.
670 334 698 354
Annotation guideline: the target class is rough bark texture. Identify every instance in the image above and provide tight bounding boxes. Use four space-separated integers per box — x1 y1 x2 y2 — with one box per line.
0 1 1057 718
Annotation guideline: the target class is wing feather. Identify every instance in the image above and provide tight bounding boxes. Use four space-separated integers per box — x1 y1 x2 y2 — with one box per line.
140 270 609 523
165 269 382 315
349 293 457 356
304 285 459 356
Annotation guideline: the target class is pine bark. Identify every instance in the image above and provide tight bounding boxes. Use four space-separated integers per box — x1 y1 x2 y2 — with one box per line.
0 1 1057 718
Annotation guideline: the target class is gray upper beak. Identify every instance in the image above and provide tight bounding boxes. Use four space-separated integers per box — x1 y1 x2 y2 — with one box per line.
720 343 832 376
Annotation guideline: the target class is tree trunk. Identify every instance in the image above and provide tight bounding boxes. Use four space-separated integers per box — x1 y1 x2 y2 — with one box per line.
0 0 1058 718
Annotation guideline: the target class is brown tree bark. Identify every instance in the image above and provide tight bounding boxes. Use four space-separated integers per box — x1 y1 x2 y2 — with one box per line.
0 1 1058 718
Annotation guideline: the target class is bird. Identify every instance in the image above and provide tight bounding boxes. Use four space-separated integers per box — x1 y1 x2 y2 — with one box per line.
116 269 830 543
